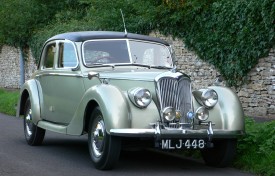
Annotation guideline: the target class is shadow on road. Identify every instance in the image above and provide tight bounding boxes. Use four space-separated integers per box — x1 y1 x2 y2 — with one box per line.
39 133 251 176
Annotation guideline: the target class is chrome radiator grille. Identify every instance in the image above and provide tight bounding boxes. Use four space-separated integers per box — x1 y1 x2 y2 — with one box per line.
156 76 192 126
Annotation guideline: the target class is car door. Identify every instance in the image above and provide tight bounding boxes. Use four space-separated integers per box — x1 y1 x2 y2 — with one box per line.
37 40 85 124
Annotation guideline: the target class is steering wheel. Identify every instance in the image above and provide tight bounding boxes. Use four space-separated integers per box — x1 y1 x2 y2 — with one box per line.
93 56 113 64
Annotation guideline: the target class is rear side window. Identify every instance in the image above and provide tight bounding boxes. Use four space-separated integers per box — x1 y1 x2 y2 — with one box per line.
58 42 78 68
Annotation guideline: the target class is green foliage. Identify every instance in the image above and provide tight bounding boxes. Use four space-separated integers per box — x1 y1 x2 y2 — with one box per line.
154 0 275 87
0 0 274 87
28 2 92 59
0 0 81 47
0 89 19 116
235 118 275 176
0 0 61 47
0 0 39 47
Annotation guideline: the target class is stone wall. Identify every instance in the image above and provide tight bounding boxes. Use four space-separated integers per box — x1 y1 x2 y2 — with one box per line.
0 36 274 117
0 46 21 88
0 45 36 89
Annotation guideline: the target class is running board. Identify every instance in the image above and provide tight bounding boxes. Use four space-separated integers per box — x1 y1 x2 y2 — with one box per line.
37 121 67 134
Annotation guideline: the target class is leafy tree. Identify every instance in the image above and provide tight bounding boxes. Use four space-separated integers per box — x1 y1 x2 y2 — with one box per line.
0 0 41 47
0 0 79 47
0 0 274 87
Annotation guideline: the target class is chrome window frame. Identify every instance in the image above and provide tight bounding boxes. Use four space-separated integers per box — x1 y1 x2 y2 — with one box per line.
55 40 79 70
81 39 131 67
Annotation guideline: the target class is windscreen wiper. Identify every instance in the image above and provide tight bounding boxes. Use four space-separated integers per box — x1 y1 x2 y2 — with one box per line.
150 65 172 69
89 63 115 68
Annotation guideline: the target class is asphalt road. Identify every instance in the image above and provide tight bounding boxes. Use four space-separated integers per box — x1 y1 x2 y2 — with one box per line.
0 113 253 176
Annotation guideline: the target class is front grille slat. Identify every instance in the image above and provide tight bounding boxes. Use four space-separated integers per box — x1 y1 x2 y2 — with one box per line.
156 76 192 128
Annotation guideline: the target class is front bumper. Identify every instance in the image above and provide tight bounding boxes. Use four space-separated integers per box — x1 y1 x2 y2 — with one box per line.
110 121 244 139
110 128 244 139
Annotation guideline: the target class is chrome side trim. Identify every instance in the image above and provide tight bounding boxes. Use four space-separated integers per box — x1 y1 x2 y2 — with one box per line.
98 76 155 82
35 73 84 78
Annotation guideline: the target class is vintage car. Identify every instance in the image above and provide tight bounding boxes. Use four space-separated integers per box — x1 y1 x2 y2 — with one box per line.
16 31 245 170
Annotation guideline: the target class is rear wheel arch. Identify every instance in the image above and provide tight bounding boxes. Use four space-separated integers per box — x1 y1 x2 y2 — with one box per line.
19 90 30 116
23 97 45 145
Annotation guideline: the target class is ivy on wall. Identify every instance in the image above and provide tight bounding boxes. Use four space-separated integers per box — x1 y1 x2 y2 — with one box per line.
0 0 274 87
153 0 275 87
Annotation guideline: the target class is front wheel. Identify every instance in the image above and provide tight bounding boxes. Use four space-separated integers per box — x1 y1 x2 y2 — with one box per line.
201 139 237 167
88 107 121 170
23 98 45 146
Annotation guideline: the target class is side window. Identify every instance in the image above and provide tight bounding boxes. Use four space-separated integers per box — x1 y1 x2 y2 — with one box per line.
58 42 78 68
43 43 56 68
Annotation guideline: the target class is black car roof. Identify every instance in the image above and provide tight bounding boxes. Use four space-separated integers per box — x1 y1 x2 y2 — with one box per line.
47 31 170 46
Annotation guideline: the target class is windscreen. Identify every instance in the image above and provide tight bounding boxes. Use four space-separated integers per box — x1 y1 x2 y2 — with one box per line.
129 40 173 67
83 40 130 66
83 39 172 67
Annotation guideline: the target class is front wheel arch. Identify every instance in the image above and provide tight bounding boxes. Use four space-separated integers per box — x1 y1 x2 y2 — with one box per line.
84 100 99 133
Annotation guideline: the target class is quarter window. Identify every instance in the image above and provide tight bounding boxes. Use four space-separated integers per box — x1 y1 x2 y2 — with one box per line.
43 44 56 68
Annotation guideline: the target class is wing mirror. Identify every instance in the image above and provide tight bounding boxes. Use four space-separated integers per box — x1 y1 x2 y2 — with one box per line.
88 72 99 80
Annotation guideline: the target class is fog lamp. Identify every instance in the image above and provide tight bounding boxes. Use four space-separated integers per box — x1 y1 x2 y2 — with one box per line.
162 107 176 122
195 107 209 121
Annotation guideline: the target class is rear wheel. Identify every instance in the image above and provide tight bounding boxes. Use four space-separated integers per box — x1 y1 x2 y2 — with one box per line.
201 139 237 167
88 107 121 170
23 98 45 146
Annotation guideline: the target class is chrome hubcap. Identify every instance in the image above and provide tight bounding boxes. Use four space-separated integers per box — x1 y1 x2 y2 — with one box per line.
25 109 33 137
92 119 105 157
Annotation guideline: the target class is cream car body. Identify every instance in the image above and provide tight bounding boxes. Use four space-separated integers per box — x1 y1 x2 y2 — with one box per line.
17 31 244 170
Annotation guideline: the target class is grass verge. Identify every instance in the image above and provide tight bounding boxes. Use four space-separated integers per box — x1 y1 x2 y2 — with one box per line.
0 88 19 116
234 117 275 176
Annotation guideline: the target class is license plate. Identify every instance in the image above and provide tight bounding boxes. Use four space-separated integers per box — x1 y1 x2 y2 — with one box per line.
161 139 205 149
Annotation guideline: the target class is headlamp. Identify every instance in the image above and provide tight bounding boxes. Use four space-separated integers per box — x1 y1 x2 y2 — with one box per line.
128 88 152 108
201 89 218 108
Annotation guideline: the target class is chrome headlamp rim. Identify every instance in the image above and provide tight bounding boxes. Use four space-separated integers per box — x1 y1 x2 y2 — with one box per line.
128 87 152 108
201 89 218 108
